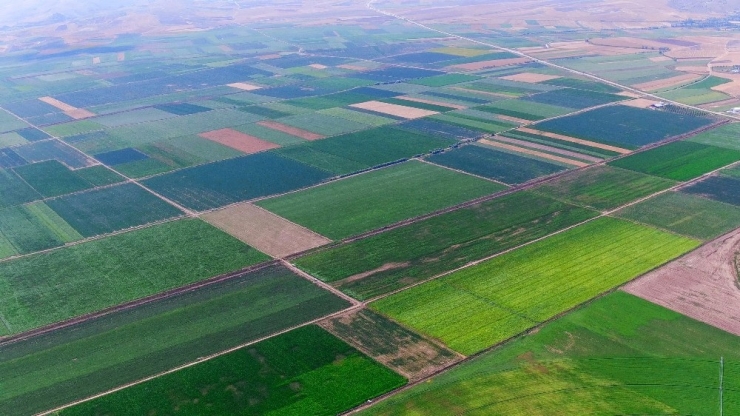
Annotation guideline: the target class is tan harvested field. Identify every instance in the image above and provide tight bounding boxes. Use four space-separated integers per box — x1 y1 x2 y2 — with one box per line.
202 203 331 259
39 96 95 119
589 37 684 50
479 138 589 167
226 82 262 91
500 72 560 83
518 127 631 154
256 120 325 140
350 100 438 119
631 73 703 91
309 63 328 69
319 309 463 381
198 128 280 154
398 96 466 110
519 41 638 58
449 57 531 71
621 98 661 109
617 91 642 98
493 136 602 163
624 229 740 336
676 65 710 73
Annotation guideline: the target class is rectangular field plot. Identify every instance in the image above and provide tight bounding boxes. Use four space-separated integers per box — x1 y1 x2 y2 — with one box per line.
258 161 504 240
0 203 80 258
275 112 370 137
363 292 740 416
615 191 740 240
46 183 184 237
371 218 698 355
0 169 41 209
57 326 403 416
274 126 456 175
427 144 567 184
0 219 269 335
688 122 740 151
475 99 572 121
295 192 597 299
13 160 95 198
0 265 350 416
535 105 714 149
321 309 461 381
0 109 29 133
198 128 280 154
522 87 624 109
14 140 94 169
350 101 438 119
680 174 740 206
409 73 480 87
142 153 333 211
203 202 331 258
533 165 676 210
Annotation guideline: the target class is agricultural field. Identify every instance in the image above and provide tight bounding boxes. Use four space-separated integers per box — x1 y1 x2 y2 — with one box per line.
535 105 715 149
363 292 740 415
372 218 698 354
615 191 740 240
609 140 740 181
4 3 740 415
0 219 268 335
533 165 676 210
295 191 598 299
60 326 405 416
0 264 350 416
257 161 503 240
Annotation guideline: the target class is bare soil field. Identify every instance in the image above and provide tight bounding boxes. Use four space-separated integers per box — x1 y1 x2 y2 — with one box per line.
621 98 661 109
398 96 466 110
500 73 561 83
309 63 328 69
226 82 262 91
518 127 631 154
675 66 709 74
448 57 531 71
350 101 439 119
38 96 95 119
256 120 325 140
202 203 331 259
479 138 589 167
589 37 684 50
495 114 530 124
199 128 280 154
624 228 740 336
319 309 462 381
631 73 703 91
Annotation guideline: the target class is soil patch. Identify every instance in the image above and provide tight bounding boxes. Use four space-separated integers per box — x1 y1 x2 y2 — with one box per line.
199 128 280 154
350 100 439 119
256 120 325 140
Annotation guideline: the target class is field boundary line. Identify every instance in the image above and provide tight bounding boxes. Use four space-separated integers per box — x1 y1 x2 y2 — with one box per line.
0 260 280 347
415 157 509 185
281 260 361 306
36 303 363 416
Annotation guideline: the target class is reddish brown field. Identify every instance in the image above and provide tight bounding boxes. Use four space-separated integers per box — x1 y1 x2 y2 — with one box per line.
198 128 280 154
624 229 740 336
500 72 560 83
256 120 325 140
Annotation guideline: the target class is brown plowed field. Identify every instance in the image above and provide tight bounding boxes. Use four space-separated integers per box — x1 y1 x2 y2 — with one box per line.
624 228 740 336
202 203 332 259
256 120 325 140
199 128 280 154
500 72 561 83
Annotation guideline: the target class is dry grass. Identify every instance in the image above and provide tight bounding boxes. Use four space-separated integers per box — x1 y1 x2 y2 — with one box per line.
350 100 439 119
448 57 531 71
500 72 561 83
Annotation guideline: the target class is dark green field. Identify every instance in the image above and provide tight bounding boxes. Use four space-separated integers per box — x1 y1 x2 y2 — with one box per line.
46 183 184 237
13 160 93 198
0 219 269 335
0 265 349 416
363 292 740 415
0 168 41 208
258 161 503 240
609 141 740 181
295 191 597 299
60 325 405 416
533 165 676 210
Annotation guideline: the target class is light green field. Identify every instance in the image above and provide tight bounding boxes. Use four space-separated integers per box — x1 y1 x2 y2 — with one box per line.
689 122 740 151
372 217 698 355
363 292 740 416
257 161 504 240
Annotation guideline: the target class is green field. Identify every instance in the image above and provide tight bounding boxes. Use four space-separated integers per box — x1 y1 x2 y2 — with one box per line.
533 165 676 210
689 122 740 151
295 191 597 299
60 325 405 416
13 160 93 198
371 217 698 354
0 219 269 335
0 265 350 416
363 292 740 415
476 99 573 120
0 168 41 208
410 73 481 87
0 202 81 257
615 191 740 240
609 141 740 181
258 161 504 240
